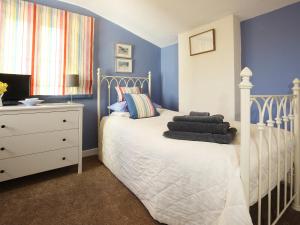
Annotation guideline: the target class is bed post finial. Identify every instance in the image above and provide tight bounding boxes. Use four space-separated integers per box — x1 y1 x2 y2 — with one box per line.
240 67 253 88
148 71 152 97
239 67 253 207
292 78 300 211
293 78 300 88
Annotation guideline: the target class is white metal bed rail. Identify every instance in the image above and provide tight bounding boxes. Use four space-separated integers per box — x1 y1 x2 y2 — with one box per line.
240 67 300 225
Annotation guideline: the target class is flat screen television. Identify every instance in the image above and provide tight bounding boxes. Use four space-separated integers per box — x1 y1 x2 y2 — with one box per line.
0 74 30 105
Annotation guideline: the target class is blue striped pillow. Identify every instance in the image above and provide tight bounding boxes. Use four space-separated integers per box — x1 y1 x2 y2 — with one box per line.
124 93 159 119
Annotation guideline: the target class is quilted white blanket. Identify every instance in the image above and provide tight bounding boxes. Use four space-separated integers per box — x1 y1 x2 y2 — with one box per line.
99 109 292 225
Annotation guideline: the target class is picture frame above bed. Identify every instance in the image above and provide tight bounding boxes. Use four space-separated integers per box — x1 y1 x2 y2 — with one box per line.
189 29 215 56
115 58 133 73
115 43 132 59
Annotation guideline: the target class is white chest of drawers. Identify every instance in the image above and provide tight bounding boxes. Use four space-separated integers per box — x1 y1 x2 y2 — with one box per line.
0 103 83 182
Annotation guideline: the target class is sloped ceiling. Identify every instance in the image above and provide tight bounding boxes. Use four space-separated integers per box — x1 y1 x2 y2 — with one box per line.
61 0 300 47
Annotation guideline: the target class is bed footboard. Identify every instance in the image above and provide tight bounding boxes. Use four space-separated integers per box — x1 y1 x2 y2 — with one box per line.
240 67 300 225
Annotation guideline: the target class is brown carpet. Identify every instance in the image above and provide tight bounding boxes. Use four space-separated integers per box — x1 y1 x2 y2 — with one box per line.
0 156 299 225
0 156 160 225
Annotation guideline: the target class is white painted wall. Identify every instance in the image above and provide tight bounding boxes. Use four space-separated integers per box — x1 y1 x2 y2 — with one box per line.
178 15 241 121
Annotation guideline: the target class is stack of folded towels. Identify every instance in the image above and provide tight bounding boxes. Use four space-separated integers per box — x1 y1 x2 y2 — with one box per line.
163 111 237 144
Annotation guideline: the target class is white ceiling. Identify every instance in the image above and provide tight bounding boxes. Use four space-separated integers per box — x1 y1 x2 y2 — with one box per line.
61 0 300 47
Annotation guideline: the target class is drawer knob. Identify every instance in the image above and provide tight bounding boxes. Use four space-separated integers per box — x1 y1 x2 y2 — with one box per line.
63 119 67 123
0 170 5 173
1 125 5 128
0 147 5 151
62 138 66 142
62 157 66 160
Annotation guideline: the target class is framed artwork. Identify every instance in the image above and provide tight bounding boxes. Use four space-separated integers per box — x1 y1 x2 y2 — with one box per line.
115 58 133 73
115 43 132 59
189 29 215 56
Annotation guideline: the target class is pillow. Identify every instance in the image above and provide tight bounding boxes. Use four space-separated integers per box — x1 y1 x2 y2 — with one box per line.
124 93 159 119
107 101 128 112
115 86 140 102
110 112 130 117
153 102 162 108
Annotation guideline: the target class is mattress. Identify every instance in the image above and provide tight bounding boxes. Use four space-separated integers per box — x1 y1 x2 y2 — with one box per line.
99 109 293 225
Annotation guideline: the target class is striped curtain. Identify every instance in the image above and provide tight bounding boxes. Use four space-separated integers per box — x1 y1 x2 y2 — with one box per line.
0 0 94 95
66 12 94 95
31 4 66 95
0 0 34 75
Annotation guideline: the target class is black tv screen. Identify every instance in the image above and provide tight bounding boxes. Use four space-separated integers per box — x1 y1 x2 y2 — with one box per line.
0 74 30 103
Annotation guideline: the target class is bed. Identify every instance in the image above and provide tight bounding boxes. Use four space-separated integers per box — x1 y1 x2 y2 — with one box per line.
96 67 300 225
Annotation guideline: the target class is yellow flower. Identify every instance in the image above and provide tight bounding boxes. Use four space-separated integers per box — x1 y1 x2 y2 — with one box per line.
0 81 8 95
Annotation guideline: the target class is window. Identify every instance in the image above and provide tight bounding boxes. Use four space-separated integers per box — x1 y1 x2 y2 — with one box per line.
0 0 94 95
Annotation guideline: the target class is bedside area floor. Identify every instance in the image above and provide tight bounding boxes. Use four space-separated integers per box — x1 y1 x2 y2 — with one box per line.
0 156 159 225
0 156 299 225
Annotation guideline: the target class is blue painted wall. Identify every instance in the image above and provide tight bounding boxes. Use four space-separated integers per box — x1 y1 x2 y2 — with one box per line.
241 2 300 95
161 44 179 111
29 0 161 150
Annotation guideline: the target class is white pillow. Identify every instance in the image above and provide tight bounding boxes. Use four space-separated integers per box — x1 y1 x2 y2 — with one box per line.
107 101 128 112
110 112 130 117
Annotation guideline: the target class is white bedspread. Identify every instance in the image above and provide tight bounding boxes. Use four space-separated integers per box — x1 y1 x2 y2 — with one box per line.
99 109 293 225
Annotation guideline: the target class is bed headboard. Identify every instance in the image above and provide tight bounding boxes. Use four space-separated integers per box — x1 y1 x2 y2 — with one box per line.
97 67 151 121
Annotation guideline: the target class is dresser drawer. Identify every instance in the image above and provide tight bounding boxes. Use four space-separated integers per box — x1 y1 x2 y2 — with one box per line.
0 129 79 160
0 148 78 182
0 111 79 137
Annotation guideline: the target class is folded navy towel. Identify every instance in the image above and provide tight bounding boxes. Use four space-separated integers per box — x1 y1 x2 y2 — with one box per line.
163 128 237 144
167 121 230 134
173 114 224 123
189 111 210 116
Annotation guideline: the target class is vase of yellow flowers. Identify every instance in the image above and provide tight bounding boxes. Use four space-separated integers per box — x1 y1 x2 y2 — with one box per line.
0 81 8 107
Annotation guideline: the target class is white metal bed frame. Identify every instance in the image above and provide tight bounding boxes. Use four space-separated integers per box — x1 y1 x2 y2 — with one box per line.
97 66 300 225
240 67 300 225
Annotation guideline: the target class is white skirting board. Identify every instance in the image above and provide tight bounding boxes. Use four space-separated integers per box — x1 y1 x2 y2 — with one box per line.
82 148 98 158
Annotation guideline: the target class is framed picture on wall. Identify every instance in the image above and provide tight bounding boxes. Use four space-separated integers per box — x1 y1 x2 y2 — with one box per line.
115 43 132 58
115 58 133 73
189 29 215 56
